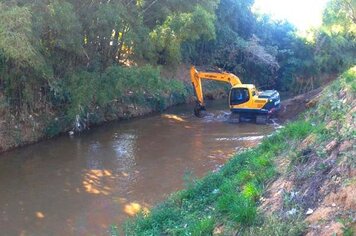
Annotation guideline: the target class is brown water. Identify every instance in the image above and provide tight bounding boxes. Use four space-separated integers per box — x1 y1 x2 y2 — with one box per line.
0 100 277 236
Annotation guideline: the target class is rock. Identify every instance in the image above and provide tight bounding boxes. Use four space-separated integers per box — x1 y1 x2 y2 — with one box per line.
325 140 338 153
306 208 314 215
326 120 336 129
213 224 224 235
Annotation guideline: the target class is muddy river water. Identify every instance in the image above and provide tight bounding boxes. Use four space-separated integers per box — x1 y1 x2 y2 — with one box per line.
0 100 278 235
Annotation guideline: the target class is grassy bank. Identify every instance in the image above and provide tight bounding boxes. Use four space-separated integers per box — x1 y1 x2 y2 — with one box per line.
121 66 355 235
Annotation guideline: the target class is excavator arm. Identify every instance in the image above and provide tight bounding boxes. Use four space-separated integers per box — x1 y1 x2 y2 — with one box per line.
190 66 242 116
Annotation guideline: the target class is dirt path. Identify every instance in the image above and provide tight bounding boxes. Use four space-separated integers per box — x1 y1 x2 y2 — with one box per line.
277 87 324 121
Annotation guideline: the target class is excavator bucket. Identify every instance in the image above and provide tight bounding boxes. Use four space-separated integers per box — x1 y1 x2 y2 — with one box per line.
194 103 206 117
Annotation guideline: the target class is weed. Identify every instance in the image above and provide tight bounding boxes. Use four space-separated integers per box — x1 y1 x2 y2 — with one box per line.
292 148 312 164
281 121 314 140
242 182 261 201
242 215 306 236
189 217 215 236
282 190 300 211
217 192 257 225
183 170 196 189
343 227 354 236
109 225 120 236
341 66 356 92
316 149 327 158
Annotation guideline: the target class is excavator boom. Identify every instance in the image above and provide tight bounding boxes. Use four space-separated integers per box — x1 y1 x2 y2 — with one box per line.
190 66 242 109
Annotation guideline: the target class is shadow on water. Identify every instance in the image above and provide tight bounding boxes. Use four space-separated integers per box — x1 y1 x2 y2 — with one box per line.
0 100 278 235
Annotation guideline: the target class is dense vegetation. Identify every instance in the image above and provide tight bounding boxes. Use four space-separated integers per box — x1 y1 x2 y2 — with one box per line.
122 65 355 235
0 0 354 135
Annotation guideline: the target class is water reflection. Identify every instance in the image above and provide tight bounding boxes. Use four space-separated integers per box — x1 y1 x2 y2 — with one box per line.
124 202 150 216
161 114 187 122
87 141 103 169
82 169 113 195
0 100 277 235
113 133 137 171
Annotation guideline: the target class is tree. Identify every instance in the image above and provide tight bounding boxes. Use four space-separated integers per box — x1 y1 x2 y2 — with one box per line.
150 5 217 65
315 0 356 73
0 2 44 111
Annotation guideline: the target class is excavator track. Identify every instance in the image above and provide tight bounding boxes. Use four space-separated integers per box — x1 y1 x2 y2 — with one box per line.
256 115 268 124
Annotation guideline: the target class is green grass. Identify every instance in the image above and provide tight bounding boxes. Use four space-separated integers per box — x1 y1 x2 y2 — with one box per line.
342 66 356 92
242 215 306 236
120 66 356 235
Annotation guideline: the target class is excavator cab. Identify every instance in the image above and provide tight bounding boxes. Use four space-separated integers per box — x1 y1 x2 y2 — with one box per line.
230 87 250 105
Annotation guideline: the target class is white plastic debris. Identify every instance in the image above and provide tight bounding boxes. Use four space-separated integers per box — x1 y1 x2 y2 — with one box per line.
290 191 298 199
306 208 314 215
287 208 297 215
212 189 220 194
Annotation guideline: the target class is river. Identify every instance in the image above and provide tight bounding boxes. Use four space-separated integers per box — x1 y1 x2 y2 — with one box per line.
0 100 278 235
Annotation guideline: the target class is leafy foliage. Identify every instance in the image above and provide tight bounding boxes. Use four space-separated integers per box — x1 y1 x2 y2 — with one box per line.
150 5 216 65
0 3 40 68
314 0 356 74
0 0 354 129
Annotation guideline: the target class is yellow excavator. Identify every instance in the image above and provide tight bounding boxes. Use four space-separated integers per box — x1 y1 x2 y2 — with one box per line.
190 66 280 124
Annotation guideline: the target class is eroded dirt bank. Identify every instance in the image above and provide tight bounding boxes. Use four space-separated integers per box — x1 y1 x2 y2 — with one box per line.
262 77 356 236
278 87 324 121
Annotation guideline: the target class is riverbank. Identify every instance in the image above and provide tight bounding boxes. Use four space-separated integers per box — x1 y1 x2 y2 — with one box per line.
122 66 355 235
0 65 229 154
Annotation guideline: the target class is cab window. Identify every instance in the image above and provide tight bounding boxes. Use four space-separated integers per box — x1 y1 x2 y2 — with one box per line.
230 88 249 105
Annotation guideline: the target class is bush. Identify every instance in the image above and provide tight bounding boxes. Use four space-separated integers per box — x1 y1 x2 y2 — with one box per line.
51 65 189 129
217 192 257 225
341 66 356 92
